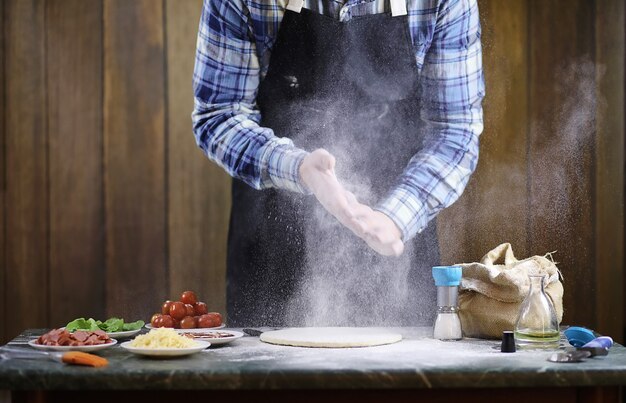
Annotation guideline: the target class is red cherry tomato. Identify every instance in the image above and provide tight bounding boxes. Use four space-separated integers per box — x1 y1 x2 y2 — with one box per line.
207 312 223 327
193 302 208 316
184 304 194 317
152 317 164 328
161 315 174 328
169 301 186 320
180 316 196 329
150 313 162 327
180 291 198 305
197 314 213 328
162 300 173 316
172 318 181 329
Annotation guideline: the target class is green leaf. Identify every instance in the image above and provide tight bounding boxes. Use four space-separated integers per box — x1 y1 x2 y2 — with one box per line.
65 317 144 333
85 318 101 331
100 318 124 332
122 320 145 331
65 318 89 332
65 317 100 332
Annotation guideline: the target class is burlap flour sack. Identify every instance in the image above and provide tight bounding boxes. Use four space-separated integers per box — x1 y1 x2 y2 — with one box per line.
457 243 563 339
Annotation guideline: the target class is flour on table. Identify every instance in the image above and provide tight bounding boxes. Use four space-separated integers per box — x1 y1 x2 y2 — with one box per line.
259 327 402 348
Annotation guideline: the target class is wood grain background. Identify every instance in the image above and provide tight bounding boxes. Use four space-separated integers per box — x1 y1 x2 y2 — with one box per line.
0 0 624 344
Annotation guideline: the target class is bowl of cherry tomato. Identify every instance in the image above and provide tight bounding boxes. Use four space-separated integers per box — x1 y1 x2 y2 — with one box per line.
149 290 224 330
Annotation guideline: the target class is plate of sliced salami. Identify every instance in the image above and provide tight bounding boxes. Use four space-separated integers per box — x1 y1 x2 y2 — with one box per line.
28 328 117 352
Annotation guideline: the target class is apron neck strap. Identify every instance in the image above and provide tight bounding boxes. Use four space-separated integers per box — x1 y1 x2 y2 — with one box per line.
286 0 304 13
286 0 407 17
390 0 408 17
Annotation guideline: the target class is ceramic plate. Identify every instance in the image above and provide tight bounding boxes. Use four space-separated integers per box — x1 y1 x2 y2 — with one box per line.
145 324 225 330
28 339 117 352
120 340 211 357
105 329 142 339
176 330 244 346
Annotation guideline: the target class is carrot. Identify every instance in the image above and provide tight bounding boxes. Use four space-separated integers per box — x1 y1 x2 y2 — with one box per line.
61 351 108 367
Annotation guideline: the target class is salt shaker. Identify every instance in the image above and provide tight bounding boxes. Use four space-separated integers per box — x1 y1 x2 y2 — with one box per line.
432 266 463 341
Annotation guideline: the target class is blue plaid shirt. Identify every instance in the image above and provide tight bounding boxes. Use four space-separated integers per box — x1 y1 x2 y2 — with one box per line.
192 0 484 241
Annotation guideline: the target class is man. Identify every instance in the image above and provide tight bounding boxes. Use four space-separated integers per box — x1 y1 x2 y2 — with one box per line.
193 0 484 326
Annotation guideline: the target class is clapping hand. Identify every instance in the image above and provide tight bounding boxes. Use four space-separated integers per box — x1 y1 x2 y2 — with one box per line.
344 191 404 257
299 149 404 257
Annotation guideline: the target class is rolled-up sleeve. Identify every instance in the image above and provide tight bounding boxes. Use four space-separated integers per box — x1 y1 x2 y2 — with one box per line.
192 0 309 193
376 0 485 241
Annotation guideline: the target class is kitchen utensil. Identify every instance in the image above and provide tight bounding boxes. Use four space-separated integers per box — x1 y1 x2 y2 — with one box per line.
564 326 596 347
576 346 609 357
547 350 591 363
574 336 613 357
582 336 613 349
242 328 281 337
0 347 108 367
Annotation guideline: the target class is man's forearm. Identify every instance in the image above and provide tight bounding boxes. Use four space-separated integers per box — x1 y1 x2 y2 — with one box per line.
192 100 310 193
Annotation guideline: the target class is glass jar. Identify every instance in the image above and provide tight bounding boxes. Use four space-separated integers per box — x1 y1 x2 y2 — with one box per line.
514 274 559 349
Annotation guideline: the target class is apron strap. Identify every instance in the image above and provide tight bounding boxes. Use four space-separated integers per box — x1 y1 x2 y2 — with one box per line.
390 0 408 17
287 0 406 17
286 0 304 13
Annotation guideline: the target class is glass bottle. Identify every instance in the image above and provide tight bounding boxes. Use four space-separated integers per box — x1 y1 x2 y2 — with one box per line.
514 274 559 348
432 266 463 341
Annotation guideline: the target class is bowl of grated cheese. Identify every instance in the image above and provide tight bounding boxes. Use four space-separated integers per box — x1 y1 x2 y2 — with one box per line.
121 328 211 357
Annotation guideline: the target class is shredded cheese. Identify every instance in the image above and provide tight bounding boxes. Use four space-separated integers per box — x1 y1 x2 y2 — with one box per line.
129 328 197 349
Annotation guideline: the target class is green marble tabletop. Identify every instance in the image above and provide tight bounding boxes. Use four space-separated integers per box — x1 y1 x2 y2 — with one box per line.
1 327 626 390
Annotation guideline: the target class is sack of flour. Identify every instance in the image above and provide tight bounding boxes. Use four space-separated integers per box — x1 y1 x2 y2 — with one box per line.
457 243 564 339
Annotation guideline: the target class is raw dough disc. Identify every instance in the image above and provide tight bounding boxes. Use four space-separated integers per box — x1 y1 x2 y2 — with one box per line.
259 327 402 348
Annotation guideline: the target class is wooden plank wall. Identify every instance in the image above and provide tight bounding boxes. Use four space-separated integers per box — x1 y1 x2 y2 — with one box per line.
0 0 5 351
594 0 625 341
436 0 623 337
528 0 597 328
0 0 624 343
0 0 231 342
438 0 529 264
46 0 105 327
103 0 167 320
4 0 49 343
165 0 231 314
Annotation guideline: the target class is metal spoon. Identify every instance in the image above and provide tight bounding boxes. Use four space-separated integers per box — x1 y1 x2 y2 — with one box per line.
547 350 591 363
577 346 609 357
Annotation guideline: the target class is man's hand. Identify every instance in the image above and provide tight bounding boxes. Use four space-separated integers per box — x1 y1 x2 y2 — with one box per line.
300 149 404 257
299 149 367 237
344 192 404 257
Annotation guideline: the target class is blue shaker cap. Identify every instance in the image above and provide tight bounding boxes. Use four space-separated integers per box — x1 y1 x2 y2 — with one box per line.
432 266 462 286
564 326 596 347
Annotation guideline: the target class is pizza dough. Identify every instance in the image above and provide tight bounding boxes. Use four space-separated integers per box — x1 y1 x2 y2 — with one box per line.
259 327 402 348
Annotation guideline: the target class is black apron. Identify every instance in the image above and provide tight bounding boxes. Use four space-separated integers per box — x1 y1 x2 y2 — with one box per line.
227 5 439 327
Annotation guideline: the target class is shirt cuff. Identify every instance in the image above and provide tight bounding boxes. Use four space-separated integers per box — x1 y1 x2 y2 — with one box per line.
265 144 311 194
375 186 428 242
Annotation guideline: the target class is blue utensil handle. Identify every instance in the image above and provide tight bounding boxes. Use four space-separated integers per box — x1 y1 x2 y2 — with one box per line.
582 336 613 349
